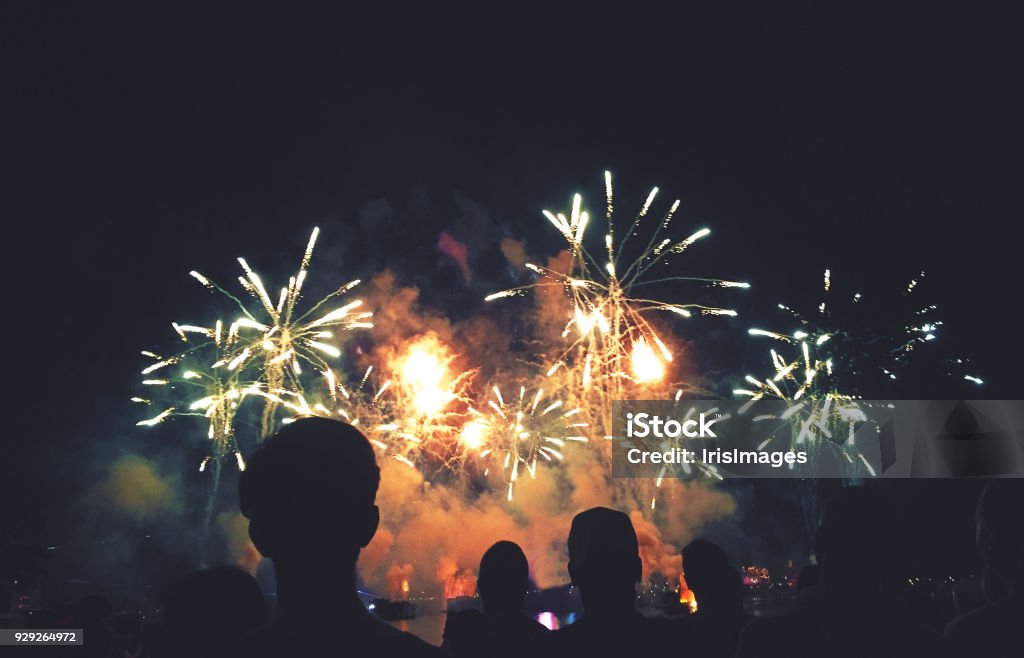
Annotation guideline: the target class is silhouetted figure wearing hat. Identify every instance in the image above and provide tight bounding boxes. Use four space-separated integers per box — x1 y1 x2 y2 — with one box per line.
945 480 1023 657
678 539 751 658
442 540 548 658
227 417 442 657
535 507 677 656
737 486 951 658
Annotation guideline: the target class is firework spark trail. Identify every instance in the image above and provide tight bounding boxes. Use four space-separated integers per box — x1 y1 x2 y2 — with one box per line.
135 318 267 557
281 365 424 468
733 335 870 472
370 333 477 474
769 268 983 387
734 273 885 473
136 319 255 471
736 268 983 473
486 172 748 435
188 227 373 438
463 384 589 500
130 182 992 600
247 329 476 473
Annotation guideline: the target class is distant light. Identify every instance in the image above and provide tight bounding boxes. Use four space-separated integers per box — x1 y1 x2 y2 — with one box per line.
536 611 558 631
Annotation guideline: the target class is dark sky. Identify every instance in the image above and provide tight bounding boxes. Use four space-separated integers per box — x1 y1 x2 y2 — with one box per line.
5 4 1020 573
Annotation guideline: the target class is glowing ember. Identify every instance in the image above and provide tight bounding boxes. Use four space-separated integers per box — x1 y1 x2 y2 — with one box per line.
396 337 458 417
485 172 747 438
440 566 476 600
460 421 487 449
679 572 698 613
468 384 588 500
631 338 665 383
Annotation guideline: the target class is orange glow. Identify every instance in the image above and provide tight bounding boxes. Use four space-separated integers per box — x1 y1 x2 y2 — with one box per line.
443 571 476 600
631 338 665 383
679 573 698 613
460 421 486 449
401 579 410 599
395 336 456 417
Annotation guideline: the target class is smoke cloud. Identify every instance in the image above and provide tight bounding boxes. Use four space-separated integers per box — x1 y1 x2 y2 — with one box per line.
338 236 738 598
94 455 181 521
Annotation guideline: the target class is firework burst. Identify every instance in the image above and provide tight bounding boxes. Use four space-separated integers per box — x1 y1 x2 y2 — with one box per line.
135 318 255 471
464 384 589 500
279 365 422 468
486 172 748 431
741 268 983 395
732 339 873 474
734 268 982 474
188 227 373 437
372 334 476 473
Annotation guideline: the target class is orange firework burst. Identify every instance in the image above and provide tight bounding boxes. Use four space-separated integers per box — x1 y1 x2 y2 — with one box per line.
385 334 475 469
486 172 748 431
465 383 589 500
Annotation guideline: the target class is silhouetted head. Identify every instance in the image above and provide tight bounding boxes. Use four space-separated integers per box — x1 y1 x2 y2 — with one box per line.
567 507 642 615
239 417 380 577
681 539 743 612
161 567 266 655
796 563 820 594
815 486 900 596
975 479 1024 597
477 541 531 613
74 595 113 625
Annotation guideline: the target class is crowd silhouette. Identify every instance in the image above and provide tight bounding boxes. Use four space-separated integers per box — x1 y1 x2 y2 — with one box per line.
12 417 1019 657
736 486 953 658
183 418 1023 657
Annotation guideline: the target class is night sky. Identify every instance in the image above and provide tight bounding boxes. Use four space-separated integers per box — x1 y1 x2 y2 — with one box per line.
5 5 1019 580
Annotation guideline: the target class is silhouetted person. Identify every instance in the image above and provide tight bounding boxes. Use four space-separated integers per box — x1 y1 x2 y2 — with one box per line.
737 486 951 658
72 595 113 658
159 566 266 657
677 539 751 658
945 480 1023 657
535 507 677 656
33 595 115 658
795 563 820 595
227 417 443 657
442 540 548 658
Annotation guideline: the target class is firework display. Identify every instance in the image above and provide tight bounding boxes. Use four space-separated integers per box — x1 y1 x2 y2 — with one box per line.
465 384 589 500
133 174 983 598
309 365 420 468
135 319 256 471
486 172 748 438
188 227 373 438
734 269 984 475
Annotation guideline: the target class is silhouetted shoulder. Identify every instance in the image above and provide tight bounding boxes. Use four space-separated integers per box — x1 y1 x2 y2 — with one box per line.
531 619 586 657
736 610 813 658
496 613 549 647
446 609 548 658
945 595 1023 658
534 614 676 656
225 613 444 658
738 603 953 658
442 609 486 655
677 609 752 658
